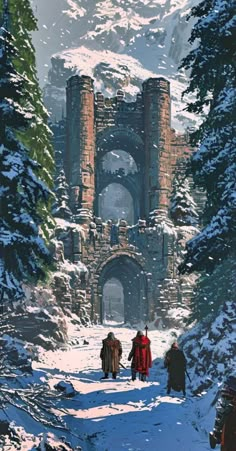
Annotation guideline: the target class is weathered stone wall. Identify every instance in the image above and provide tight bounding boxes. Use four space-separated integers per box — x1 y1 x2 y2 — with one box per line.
65 213 181 324
95 90 143 136
65 75 190 219
170 129 191 174
143 78 171 214
59 75 197 324
66 75 95 217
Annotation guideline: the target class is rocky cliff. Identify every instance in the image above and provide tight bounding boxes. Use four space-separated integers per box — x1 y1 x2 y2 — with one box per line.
31 0 200 131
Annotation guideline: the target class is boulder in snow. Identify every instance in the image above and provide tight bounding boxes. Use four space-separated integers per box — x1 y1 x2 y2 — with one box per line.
54 380 76 397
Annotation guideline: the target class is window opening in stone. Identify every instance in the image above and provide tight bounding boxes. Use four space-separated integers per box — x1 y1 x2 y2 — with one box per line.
98 183 134 224
102 149 138 175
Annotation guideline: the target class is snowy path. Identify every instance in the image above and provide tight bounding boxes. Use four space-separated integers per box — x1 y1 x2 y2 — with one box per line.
34 325 211 451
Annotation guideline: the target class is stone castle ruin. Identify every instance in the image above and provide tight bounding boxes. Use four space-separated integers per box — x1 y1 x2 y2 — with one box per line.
53 75 196 325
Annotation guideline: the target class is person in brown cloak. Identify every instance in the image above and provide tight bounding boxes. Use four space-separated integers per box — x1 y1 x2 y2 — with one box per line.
100 332 122 379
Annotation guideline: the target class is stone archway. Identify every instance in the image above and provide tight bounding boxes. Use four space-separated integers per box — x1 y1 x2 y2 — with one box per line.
98 183 135 224
95 128 145 220
102 277 124 324
95 254 148 325
96 127 144 166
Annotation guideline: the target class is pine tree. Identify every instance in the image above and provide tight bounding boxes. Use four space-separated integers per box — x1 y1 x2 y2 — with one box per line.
170 174 198 226
188 255 236 324
52 170 72 220
0 0 55 239
179 0 236 273
0 23 51 303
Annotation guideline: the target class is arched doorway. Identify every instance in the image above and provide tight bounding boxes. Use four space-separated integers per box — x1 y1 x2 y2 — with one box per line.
98 255 148 325
95 128 145 222
103 278 124 324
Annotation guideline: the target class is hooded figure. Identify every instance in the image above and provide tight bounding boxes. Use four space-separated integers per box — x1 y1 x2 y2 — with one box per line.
164 342 186 396
210 375 236 451
100 332 122 379
128 331 152 381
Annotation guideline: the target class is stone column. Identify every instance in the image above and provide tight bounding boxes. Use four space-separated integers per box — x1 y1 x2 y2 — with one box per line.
66 75 95 220
143 78 171 217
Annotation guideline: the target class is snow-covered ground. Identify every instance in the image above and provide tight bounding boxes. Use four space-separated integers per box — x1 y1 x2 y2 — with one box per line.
30 322 216 450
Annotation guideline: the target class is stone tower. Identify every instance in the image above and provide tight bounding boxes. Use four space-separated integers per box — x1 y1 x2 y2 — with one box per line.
56 74 194 324
142 78 171 216
65 74 188 223
65 75 95 220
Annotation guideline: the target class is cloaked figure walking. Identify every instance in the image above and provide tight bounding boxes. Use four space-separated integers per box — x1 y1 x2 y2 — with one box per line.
128 330 152 382
164 342 186 396
100 332 122 379
209 375 236 451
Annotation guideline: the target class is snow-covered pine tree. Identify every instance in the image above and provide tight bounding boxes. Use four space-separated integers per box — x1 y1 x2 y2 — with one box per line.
0 22 51 303
188 254 236 324
179 0 236 273
0 0 55 240
170 174 199 226
52 169 72 220
181 300 236 393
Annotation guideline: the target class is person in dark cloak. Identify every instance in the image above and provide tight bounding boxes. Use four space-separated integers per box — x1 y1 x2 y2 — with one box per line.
164 342 186 396
209 375 236 451
100 332 122 379
128 330 152 381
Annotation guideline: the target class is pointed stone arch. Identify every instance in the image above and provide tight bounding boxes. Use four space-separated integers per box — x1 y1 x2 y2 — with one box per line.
92 250 149 324
96 126 144 165
98 183 136 225
95 127 145 219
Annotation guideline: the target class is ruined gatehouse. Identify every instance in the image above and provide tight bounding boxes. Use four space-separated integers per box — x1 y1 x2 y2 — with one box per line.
53 75 195 325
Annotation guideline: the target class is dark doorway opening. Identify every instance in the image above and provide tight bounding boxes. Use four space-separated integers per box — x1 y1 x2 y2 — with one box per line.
103 277 124 324
99 255 148 325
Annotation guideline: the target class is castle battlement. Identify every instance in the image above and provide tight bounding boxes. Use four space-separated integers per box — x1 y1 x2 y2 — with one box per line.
65 74 188 222
54 75 194 324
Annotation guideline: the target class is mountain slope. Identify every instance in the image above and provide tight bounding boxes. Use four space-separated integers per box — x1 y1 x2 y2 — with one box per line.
31 0 200 130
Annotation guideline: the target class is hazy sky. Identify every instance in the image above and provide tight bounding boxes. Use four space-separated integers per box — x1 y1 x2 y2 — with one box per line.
31 0 69 85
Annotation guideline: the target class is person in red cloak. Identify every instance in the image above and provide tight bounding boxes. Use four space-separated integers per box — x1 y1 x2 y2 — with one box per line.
128 330 152 381
209 375 236 451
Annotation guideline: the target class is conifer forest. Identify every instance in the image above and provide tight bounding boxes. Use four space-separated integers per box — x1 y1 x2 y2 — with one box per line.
0 1 235 450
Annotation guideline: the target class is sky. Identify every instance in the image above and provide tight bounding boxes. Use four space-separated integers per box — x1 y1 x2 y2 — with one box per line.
31 0 68 84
